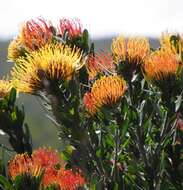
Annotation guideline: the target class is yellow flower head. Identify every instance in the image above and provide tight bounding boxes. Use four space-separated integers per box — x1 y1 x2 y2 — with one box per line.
143 49 181 81
8 37 27 61
8 153 42 180
83 75 126 114
86 51 116 80
160 32 182 55
11 43 84 93
112 35 150 64
11 62 40 94
0 80 12 98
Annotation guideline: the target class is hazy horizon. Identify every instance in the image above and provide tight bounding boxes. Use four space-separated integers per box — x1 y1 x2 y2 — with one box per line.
0 0 183 39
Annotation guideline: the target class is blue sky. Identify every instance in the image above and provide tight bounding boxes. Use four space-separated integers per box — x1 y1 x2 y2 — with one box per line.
0 0 182 39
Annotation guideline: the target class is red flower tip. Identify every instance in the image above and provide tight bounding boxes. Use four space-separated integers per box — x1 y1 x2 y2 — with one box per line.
58 18 83 38
21 17 53 50
42 167 58 188
87 51 116 80
57 168 85 190
32 147 61 168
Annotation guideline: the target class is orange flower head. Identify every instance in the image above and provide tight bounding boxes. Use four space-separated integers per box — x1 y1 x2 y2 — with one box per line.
8 153 42 180
58 18 83 38
0 80 12 98
87 51 116 80
127 37 150 63
42 167 58 188
20 17 53 51
83 75 127 114
111 35 126 63
112 35 150 64
11 43 84 94
32 147 61 168
143 49 181 81
57 168 85 190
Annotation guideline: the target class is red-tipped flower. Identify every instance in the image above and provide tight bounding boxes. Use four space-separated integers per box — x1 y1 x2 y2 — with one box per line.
87 51 116 80
20 17 53 51
58 18 83 38
57 168 85 190
32 147 61 168
83 92 98 114
8 148 86 189
8 153 42 180
42 167 58 188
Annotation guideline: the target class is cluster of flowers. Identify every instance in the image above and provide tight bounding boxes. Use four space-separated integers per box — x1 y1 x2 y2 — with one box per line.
0 17 182 116
8 147 85 189
84 33 183 114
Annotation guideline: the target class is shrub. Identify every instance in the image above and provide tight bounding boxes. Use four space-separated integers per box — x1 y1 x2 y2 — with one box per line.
0 18 183 189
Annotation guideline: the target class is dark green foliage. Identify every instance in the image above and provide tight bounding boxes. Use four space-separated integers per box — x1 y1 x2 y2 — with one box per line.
0 173 44 190
0 28 183 189
38 34 183 189
0 88 32 154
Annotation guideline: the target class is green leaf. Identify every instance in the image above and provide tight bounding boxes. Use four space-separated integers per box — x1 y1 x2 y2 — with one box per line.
0 175 13 190
60 152 70 162
105 135 114 147
82 29 89 51
96 149 101 158
121 118 130 138
8 88 17 106
89 42 95 54
11 111 17 121
114 183 119 190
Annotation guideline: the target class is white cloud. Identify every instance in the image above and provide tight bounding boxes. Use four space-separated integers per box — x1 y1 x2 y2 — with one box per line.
0 0 183 39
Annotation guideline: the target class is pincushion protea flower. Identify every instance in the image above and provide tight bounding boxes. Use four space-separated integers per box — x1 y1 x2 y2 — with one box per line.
83 75 126 114
32 148 61 188
8 153 42 180
8 37 28 61
0 80 12 98
160 33 183 57
56 168 85 190
20 18 53 51
8 148 86 189
83 92 97 115
42 167 58 188
127 37 150 63
111 35 126 62
58 18 82 38
160 33 174 49
8 18 53 61
11 43 84 93
42 167 85 189
32 147 63 168
87 51 116 80
11 62 41 94
143 49 181 81
112 35 150 64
